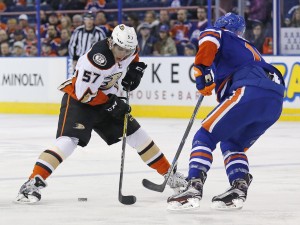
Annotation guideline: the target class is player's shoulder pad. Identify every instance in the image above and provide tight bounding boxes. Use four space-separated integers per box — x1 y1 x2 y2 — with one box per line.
87 39 115 70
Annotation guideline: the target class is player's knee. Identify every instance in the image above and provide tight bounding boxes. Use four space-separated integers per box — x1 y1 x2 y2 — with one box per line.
193 128 216 150
127 128 152 150
52 136 79 159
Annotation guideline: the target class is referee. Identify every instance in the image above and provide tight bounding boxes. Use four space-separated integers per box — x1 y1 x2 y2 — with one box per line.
68 11 107 68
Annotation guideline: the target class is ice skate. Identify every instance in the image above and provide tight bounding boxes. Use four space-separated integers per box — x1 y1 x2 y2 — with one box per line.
166 171 188 194
14 175 47 204
211 173 253 210
167 171 206 211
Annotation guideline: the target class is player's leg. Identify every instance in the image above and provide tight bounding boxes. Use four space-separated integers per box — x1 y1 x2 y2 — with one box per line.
167 127 215 210
211 87 283 210
93 114 187 192
167 86 281 210
15 94 95 204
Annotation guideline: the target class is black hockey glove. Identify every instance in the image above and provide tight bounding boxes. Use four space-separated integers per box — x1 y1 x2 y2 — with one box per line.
104 94 131 120
121 62 147 91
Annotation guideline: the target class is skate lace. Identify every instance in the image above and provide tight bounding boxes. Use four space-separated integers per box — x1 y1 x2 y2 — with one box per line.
233 179 248 192
20 179 39 194
166 172 188 188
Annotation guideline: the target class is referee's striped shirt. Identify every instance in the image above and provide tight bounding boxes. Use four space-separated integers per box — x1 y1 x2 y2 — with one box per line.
68 25 107 61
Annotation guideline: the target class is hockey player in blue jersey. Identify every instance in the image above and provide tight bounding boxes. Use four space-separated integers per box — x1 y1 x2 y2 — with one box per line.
167 13 285 210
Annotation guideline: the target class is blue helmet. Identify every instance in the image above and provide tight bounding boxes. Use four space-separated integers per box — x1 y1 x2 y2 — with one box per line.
214 13 245 35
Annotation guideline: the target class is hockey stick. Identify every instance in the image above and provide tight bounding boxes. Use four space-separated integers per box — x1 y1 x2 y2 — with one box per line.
118 90 137 205
142 95 204 192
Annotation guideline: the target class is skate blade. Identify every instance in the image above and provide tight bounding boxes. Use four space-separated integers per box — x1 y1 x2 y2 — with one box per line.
13 194 40 205
211 199 244 211
167 198 201 211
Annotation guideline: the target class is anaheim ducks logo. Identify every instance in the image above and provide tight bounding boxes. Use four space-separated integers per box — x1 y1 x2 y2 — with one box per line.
93 53 107 66
119 24 125 30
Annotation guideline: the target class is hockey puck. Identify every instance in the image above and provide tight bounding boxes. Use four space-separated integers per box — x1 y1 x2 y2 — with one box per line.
78 198 88 202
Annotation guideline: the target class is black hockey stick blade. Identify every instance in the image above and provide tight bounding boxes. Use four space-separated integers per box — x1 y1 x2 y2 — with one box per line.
142 95 204 193
142 178 167 192
119 194 137 205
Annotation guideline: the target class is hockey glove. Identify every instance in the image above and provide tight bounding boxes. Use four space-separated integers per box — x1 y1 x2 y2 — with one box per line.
193 64 216 96
122 62 147 91
104 94 131 120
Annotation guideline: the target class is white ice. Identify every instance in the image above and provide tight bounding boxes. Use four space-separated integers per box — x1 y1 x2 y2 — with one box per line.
0 114 299 225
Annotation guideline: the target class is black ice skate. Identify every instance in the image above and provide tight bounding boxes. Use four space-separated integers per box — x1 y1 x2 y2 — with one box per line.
14 175 47 204
211 173 253 210
167 171 207 210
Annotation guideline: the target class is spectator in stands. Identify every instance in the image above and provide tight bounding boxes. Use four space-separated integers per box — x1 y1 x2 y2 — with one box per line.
58 28 71 56
48 11 60 27
85 0 106 12
6 18 18 40
290 7 300 27
58 15 72 32
284 1 300 27
12 41 25 57
127 13 140 32
246 22 265 53
137 22 156 56
18 14 30 36
170 9 193 44
189 6 208 47
0 0 6 12
143 10 160 34
69 11 106 67
247 0 268 23
40 10 48 26
0 42 11 57
44 24 61 54
24 26 37 48
153 24 177 56
71 14 83 31
0 29 8 45
154 9 171 37
184 42 196 56
41 41 57 56
27 45 38 56
95 10 113 36
24 27 37 48
13 0 26 6
11 29 25 46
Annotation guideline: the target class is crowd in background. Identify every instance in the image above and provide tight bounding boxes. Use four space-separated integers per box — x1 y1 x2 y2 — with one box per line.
0 0 299 57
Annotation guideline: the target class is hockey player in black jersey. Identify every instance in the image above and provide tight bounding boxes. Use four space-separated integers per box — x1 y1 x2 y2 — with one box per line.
15 24 187 204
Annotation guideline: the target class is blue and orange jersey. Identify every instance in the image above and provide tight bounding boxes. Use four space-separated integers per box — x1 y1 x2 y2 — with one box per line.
194 27 284 100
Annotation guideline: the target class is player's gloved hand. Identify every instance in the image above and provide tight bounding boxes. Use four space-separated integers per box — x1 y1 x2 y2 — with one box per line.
122 62 147 91
193 64 216 96
104 94 131 119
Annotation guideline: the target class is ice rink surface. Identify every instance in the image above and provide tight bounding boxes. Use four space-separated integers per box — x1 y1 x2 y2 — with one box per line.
0 114 299 225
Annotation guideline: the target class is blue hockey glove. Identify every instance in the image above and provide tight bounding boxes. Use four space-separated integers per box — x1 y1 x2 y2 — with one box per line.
193 64 216 96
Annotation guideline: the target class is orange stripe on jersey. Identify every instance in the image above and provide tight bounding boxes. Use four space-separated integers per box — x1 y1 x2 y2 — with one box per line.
194 41 218 66
60 75 79 101
150 155 170 175
199 31 221 39
224 154 248 165
202 88 243 132
245 42 261 61
60 95 70 136
60 73 109 106
190 152 213 160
